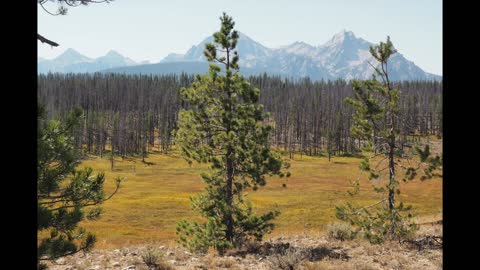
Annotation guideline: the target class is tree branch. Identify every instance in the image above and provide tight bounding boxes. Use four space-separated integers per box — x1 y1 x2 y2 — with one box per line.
38 34 59 47
39 2 63 16
39 243 90 261
350 198 387 215
46 180 121 211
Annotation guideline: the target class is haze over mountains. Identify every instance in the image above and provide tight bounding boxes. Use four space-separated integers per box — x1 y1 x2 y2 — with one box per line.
38 30 441 81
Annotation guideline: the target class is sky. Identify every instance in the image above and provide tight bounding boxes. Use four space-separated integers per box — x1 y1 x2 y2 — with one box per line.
38 0 442 75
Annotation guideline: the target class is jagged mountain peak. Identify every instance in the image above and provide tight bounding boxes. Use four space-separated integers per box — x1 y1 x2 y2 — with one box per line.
104 50 124 58
182 30 271 63
54 48 91 63
57 48 83 57
97 50 136 66
62 48 81 54
160 53 186 63
286 41 314 48
280 41 317 57
322 30 363 48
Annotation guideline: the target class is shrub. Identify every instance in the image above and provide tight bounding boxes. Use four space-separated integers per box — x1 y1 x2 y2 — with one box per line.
141 247 174 270
327 222 357 241
267 247 306 270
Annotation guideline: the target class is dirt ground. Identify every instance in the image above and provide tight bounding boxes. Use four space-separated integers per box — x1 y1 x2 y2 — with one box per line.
45 221 442 270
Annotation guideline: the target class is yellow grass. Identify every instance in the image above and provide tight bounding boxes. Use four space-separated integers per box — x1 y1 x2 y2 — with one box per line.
77 150 442 249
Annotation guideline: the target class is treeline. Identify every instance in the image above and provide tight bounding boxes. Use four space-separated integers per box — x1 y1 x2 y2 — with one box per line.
38 73 442 159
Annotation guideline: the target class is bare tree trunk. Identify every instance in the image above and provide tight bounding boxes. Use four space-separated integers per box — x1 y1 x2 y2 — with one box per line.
110 142 115 170
224 48 234 248
385 64 396 211
388 140 395 210
225 147 234 244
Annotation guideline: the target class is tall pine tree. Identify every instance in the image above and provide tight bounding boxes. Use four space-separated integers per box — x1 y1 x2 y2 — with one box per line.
336 37 442 244
175 13 289 254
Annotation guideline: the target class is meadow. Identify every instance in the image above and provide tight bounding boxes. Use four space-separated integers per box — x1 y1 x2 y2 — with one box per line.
79 148 442 249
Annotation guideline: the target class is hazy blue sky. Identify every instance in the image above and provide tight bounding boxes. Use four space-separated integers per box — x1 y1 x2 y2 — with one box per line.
38 0 442 75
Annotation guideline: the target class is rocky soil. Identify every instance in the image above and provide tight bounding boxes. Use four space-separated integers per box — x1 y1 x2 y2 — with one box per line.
45 223 442 270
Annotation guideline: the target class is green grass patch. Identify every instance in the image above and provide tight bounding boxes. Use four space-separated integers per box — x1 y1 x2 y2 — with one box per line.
77 151 442 249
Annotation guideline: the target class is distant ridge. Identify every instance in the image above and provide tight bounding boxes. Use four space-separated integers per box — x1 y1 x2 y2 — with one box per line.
38 49 143 74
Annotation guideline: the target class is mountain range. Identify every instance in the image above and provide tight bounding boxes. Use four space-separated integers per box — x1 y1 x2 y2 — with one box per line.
37 49 148 74
38 30 441 81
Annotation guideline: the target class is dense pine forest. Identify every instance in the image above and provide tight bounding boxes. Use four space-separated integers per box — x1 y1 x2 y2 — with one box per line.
38 73 442 160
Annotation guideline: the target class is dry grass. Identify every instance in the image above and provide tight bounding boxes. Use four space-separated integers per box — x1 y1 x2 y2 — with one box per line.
209 256 239 269
74 147 441 249
300 261 381 270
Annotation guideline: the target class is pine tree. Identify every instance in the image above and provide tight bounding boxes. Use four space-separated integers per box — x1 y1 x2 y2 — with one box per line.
175 13 290 254
37 105 122 269
336 37 442 244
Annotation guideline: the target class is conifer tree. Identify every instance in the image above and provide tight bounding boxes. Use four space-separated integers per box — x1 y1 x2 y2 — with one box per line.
175 13 290 254
37 105 122 269
336 37 442 244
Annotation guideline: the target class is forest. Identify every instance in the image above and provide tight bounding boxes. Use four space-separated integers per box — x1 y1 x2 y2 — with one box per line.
38 73 442 161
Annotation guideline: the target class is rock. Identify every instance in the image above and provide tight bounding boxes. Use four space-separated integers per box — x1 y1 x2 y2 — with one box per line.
123 265 136 270
54 258 66 265
159 246 165 249
112 261 121 267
